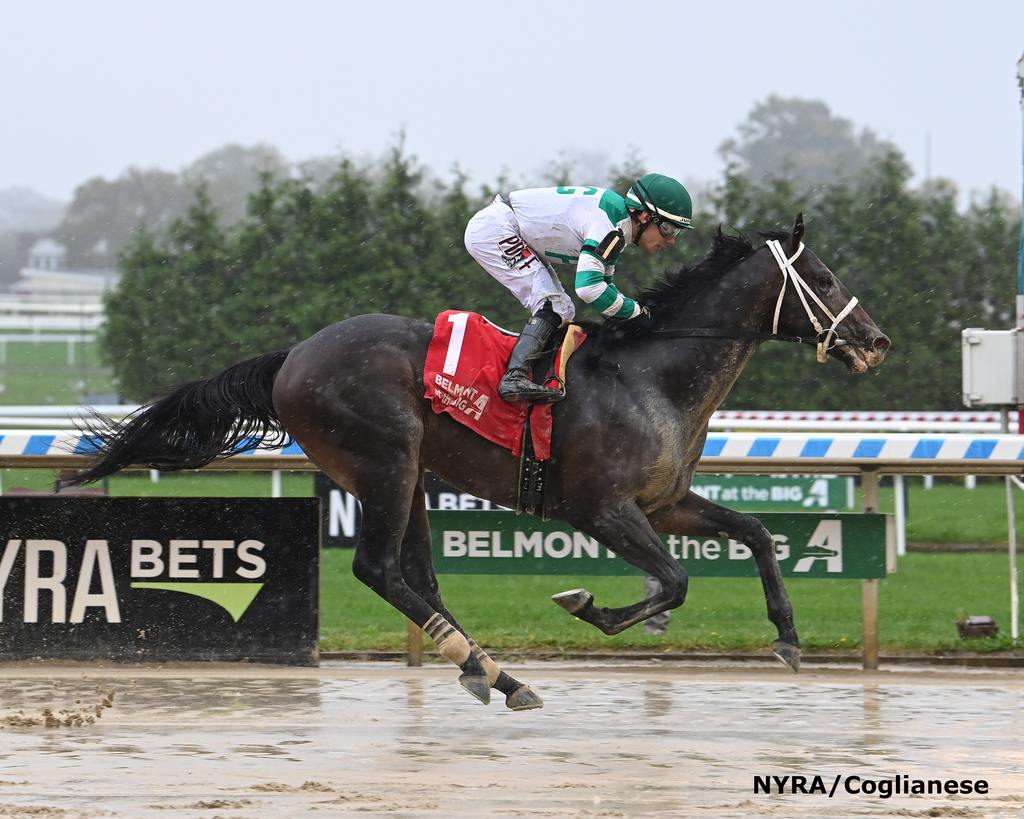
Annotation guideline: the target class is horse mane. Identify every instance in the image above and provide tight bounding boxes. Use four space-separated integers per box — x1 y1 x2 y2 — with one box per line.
580 226 790 341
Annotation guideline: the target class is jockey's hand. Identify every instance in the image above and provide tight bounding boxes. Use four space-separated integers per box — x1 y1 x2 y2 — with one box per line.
633 304 655 329
606 303 651 331
608 304 650 323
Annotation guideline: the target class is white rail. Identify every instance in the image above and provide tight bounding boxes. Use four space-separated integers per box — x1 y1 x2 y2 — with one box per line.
0 316 104 331
0 301 103 315
710 410 1016 433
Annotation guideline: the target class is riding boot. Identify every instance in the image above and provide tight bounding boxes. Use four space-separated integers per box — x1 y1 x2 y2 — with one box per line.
498 313 564 403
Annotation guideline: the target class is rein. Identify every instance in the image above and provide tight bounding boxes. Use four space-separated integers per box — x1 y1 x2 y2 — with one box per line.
644 240 860 361
649 327 820 347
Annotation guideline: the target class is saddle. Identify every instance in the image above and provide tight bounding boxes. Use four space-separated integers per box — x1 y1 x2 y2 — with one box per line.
423 311 587 515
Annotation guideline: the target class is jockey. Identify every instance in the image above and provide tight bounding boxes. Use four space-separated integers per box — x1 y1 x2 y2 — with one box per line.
464 173 694 403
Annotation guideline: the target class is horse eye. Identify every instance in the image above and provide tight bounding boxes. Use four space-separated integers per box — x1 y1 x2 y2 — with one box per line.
817 277 834 293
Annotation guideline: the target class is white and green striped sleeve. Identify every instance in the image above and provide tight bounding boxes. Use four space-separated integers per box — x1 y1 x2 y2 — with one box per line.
574 231 639 320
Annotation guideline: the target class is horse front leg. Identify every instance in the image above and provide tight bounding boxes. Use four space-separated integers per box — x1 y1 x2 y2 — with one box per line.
551 500 689 635
647 490 801 672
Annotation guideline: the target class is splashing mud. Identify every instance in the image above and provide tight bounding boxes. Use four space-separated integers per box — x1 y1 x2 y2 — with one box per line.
1 688 116 730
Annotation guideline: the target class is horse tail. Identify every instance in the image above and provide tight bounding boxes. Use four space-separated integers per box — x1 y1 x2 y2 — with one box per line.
61 350 291 487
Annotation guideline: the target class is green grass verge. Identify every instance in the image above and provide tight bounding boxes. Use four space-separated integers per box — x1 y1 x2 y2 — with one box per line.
898 481 1021 545
0 469 315 497
0 338 115 404
321 549 1017 654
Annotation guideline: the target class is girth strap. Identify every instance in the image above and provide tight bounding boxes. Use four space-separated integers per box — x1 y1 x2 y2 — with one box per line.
516 408 547 518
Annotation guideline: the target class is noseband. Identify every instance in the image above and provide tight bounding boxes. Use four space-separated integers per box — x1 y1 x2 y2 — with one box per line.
765 240 859 363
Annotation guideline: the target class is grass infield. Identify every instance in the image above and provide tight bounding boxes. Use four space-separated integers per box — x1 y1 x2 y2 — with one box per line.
0 337 115 405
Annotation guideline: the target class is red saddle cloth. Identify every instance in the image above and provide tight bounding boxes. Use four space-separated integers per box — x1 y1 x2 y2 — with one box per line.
423 311 586 460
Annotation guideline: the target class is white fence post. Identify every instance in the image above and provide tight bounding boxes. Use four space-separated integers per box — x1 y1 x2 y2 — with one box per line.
894 474 907 557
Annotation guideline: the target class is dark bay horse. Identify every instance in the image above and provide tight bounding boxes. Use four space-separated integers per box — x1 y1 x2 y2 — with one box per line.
64 215 889 710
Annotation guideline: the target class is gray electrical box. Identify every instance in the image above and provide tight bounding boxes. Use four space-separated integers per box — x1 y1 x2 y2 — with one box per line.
961 328 1019 406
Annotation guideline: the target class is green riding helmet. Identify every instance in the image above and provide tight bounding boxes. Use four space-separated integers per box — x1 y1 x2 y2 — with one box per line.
625 173 695 231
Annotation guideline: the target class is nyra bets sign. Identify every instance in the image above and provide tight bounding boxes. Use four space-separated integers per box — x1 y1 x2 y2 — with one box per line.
0 498 319 665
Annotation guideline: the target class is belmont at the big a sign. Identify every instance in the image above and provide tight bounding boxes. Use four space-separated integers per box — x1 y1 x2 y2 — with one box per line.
0 497 319 665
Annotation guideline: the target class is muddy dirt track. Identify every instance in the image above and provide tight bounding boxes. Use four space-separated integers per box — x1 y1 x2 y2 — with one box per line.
0 660 1021 818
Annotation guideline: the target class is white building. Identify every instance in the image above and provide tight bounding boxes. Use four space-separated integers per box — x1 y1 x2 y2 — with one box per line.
13 239 119 303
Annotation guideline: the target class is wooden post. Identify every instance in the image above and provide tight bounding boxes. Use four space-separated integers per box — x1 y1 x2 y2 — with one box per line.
406 618 423 667
861 470 879 513
861 579 880 670
861 470 880 670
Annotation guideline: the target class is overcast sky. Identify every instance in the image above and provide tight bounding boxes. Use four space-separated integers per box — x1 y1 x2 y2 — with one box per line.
3 1 1023 204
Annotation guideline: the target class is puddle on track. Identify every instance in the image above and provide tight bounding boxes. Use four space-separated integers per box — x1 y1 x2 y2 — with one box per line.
0 662 1020 817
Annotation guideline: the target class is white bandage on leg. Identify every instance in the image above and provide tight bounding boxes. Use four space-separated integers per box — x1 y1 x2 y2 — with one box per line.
422 613 471 665
468 639 501 686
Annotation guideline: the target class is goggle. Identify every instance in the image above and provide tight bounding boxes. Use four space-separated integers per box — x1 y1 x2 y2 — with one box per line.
655 218 683 239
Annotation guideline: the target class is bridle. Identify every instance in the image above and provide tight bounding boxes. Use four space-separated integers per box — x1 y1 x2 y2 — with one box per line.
765 239 859 363
646 240 861 363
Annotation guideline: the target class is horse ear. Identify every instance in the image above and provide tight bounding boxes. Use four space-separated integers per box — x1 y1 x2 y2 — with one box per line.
791 213 805 249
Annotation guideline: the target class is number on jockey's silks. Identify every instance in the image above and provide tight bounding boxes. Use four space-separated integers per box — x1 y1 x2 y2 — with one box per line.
554 186 599 196
443 312 470 376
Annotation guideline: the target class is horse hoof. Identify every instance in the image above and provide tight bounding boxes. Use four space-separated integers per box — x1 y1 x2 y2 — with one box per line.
551 588 593 615
505 684 544 711
772 640 801 673
459 673 491 704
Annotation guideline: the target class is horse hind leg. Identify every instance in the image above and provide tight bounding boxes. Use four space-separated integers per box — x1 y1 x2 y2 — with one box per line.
274 358 520 705
356 492 494 703
298 434 494 704
400 484 542 711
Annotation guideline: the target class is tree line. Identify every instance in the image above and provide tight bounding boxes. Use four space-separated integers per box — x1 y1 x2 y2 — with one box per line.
104 118 1020 411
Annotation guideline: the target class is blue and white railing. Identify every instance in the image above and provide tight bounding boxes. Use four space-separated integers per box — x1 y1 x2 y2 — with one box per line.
1 430 1021 475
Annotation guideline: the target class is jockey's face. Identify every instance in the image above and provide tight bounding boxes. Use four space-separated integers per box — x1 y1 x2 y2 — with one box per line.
634 212 677 254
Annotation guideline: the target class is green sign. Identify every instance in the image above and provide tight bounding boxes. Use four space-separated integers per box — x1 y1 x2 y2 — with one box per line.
691 475 852 510
430 511 889 579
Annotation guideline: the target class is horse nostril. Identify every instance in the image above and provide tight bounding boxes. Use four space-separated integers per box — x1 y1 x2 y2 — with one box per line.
872 335 891 352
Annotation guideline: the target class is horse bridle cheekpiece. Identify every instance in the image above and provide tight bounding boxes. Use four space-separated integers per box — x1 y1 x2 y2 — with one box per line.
766 239 859 364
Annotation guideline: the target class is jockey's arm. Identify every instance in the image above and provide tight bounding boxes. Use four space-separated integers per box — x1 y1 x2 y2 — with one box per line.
574 229 641 320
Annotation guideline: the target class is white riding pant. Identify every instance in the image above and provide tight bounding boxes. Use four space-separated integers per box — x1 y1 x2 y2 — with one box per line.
464 196 575 323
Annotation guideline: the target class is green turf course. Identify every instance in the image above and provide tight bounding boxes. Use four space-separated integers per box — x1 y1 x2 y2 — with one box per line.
0 336 115 404
319 549 1015 653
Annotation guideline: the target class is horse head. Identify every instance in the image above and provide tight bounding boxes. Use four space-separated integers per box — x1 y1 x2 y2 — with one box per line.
766 214 890 373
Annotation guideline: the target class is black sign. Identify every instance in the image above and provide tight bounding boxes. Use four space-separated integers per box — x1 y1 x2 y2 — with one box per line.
0 498 319 665
316 472 507 548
